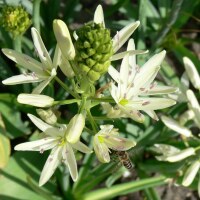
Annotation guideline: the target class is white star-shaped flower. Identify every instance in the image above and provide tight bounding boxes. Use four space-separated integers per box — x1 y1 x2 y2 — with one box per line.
15 114 91 186
2 28 62 94
108 39 177 122
93 125 136 163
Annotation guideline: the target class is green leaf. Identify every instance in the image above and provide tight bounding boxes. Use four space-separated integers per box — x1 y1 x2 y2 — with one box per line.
173 44 200 72
159 60 180 87
0 115 11 169
0 100 30 139
105 167 126 187
27 176 61 200
173 0 200 29
145 0 161 30
158 0 171 18
0 151 57 200
0 133 10 169
82 176 167 200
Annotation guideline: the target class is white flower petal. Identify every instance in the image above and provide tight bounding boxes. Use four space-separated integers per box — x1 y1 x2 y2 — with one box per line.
126 97 176 110
118 105 145 123
59 56 75 78
144 110 159 121
128 68 160 98
31 28 53 69
127 38 136 63
18 93 54 107
99 125 114 132
39 146 62 186
53 20 75 60
93 5 105 27
119 55 129 98
27 113 53 132
62 144 78 182
187 90 200 128
179 110 195 126
2 49 46 76
130 50 166 95
161 116 192 137
143 85 178 95
14 137 57 151
183 57 200 90
108 66 120 83
66 114 85 144
166 148 195 162
2 74 42 85
52 44 62 70
32 77 53 94
103 134 136 151
105 105 128 119
93 135 110 163
110 82 119 103
112 21 140 53
154 144 180 155
110 49 148 61
71 141 92 153
182 160 200 187
187 89 200 109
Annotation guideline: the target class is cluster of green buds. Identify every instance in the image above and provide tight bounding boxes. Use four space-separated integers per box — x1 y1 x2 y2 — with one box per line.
0 5 31 37
74 22 113 82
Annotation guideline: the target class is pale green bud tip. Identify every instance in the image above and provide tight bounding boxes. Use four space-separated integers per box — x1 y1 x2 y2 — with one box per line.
183 57 200 90
74 23 113 82
182 160 200 187
36 109 57 125
53 19 75 60
66 114 85 143
17 93 54 107
0 5 31 37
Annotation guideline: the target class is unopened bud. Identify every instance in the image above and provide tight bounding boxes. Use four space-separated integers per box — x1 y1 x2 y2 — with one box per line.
66 114 85 143
36 109 57 125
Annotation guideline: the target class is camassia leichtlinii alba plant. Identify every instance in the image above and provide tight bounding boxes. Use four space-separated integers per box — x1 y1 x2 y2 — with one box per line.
2 3 179 194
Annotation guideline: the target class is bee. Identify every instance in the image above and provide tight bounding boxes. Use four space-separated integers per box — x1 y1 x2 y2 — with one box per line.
111 150 133 170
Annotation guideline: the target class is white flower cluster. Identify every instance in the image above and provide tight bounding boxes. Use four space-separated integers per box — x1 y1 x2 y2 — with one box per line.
153 57 200 194
2 5 178 186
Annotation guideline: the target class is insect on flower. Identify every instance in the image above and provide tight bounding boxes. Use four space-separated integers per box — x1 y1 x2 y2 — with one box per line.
111 150 133 170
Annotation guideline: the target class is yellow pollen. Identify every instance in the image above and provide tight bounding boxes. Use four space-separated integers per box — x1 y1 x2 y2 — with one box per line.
119 99 128 106
98 135 104 143
58 138 66 146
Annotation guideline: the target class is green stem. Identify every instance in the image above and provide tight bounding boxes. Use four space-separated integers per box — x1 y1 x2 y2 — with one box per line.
84 126 95 135
54 76 80 99
13 36 30 92
33 0 42 32
13 35 22 52
93 116 114 121
195 146 200 151
53 99 81 106
138 169 161 200
79 95 87 113
153 0 184 49
87 109 98 133
90 97 115 103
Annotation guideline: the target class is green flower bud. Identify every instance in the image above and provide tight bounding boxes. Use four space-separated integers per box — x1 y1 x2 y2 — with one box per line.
74 23 113 82
0 5 31 37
